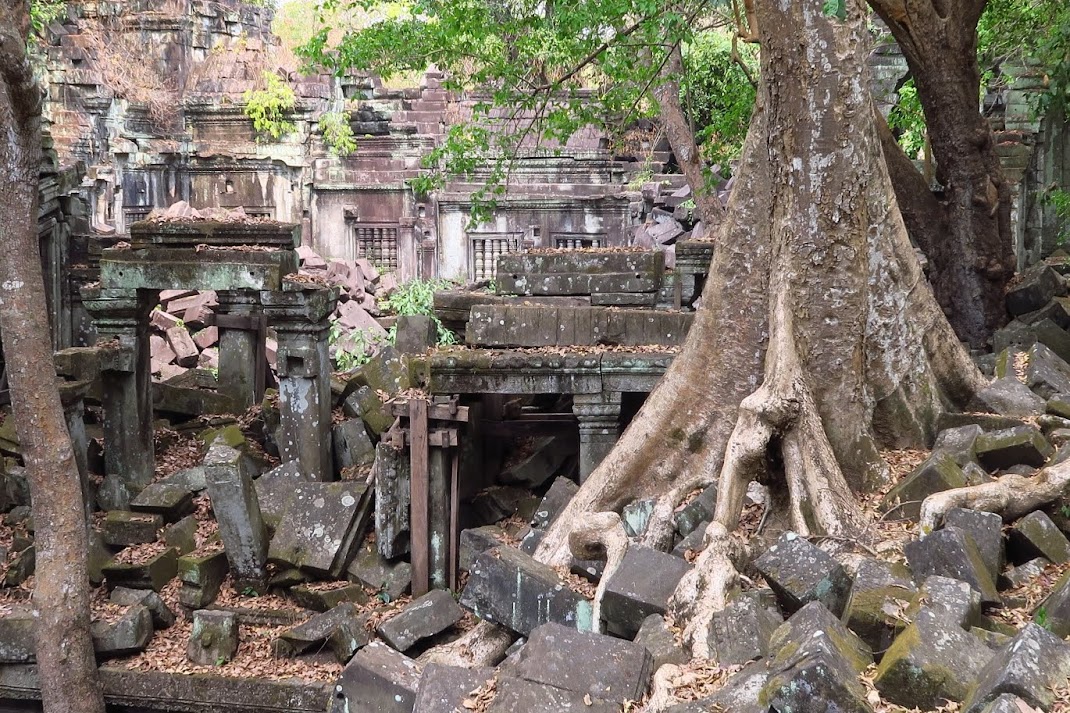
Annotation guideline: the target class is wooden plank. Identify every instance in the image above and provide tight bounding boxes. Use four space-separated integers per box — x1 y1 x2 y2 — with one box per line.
428 429 459 447
449 448 460 590
391 400 469 422
409 398 430 596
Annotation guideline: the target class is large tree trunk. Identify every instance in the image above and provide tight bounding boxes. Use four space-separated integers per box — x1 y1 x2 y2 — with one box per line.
0 7 106 713
870 0 1016 349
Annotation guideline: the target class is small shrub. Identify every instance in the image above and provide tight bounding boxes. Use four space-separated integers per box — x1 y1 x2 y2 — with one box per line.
320 111 357 155
243 72 296 141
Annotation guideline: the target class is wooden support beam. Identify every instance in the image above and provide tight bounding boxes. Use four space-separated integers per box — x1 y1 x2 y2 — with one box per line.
391 399 469 422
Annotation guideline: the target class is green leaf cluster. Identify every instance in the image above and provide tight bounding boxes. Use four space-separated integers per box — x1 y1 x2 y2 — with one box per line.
320 110 358 155
379 277 458 346
243 71 297 141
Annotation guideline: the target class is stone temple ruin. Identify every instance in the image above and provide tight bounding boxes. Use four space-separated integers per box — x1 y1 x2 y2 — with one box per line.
1 1 1070 712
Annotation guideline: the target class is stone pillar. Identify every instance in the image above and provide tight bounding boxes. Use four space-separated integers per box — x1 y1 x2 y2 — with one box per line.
572 392 622 482
204 441 268 592
59 380 93 521
215 290 264 411
83 287 157 504
262 286 338 480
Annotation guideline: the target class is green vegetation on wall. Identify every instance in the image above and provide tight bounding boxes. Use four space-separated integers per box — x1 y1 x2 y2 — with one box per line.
243 71 296 141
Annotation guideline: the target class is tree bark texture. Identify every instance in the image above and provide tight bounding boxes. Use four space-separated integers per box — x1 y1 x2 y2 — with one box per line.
870 0 1016 348
653 46 725 227
0 6 106 713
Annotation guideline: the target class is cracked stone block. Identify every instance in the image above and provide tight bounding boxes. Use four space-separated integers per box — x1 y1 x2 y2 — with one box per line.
874 608 994 709
342 385 395 436
882 452 967 520
177 549 228 608
499 435 577 489
377 590 464 653
634 614 689 670
187 609 238 665
110 586 175 629
335 641 421 713
673 484 718 538
102 547 178 592
707 590 783 666
511 622 653 702
621 498 657 538
974 426 1053 471
0 606 35 663
1026 342 1070 398
905 526 1001 605
602 545 692 637
103 510 162 547
253 461 305 530
754 532 852 617
932 424 983 467
204 442 269 590
908 575 983 630
413 663 495 713
459 546 593 636
92 604 153 658
1009 510 1070 564
971 377 1047 418
268 480 372 578
1006 263 1065 317
1000 557 1050 589
671 523 707 559
944 508 1004 581
274 602 367 657
762 603 873 712
288 583 368 612
345 540 411 601
130 482 196 522
327 615 373 664
163 515 198 555
332 419 375 475
461 526 506 570
529 476 578 531
1036 568 1070 637
486 676 620 713
841 558 916 655
962 624 1070 713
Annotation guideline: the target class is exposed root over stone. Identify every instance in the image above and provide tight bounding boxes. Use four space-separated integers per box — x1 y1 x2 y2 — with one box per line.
919 459 1070 532
568 512 629 632
418 620 515 668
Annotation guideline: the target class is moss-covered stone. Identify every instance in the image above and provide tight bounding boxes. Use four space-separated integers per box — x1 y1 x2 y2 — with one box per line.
882 452 967 520
103 547 178 592
974 425 1053 471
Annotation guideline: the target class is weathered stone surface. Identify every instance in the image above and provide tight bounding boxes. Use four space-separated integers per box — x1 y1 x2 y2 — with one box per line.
944 508 1004 581
905 527 1002 605
665 661 769 713
393 315 437 355
342 385 395 436
92 604 154 658
130 482 196 522
102 547 178 592
335 641 421 713
499 435 577 488
974 426 1053 471
373 441 410 559
633 614 689 670
485 676 620 713
110 586 175 629
163 515 198 555
754 532 852 617
461 526 507 568
908 575 982 630
412 663 494 713
602 545 692 637
332 419 375 474
841 558 916 655
1009 510 1070 564
288 583 368 612
0 607 35 663
979 694 1038 713
327 616 373 664
763 604 875 712
460 546 594 636
187 609 238 665
268 480 371 577
1000 556 1050 589
178 548 228 608
376 590 463 653
345 540 411 601
161 465 208 493
253 461 304 529
971 377 1046 418
932 424 983 467
673 484 718 537
274 603 367 657
1026 342 1070 398
204 442 268 590
882 452 968 520
962 624 1070 713
510 622 652 702
874 608 993 709
707 590 783 666
166 326 200 367
1035 568 1070 637
1006 263 1065 317
103 510 163 546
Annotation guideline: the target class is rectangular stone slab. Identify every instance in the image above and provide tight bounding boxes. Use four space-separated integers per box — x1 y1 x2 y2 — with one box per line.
100 248 297 292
